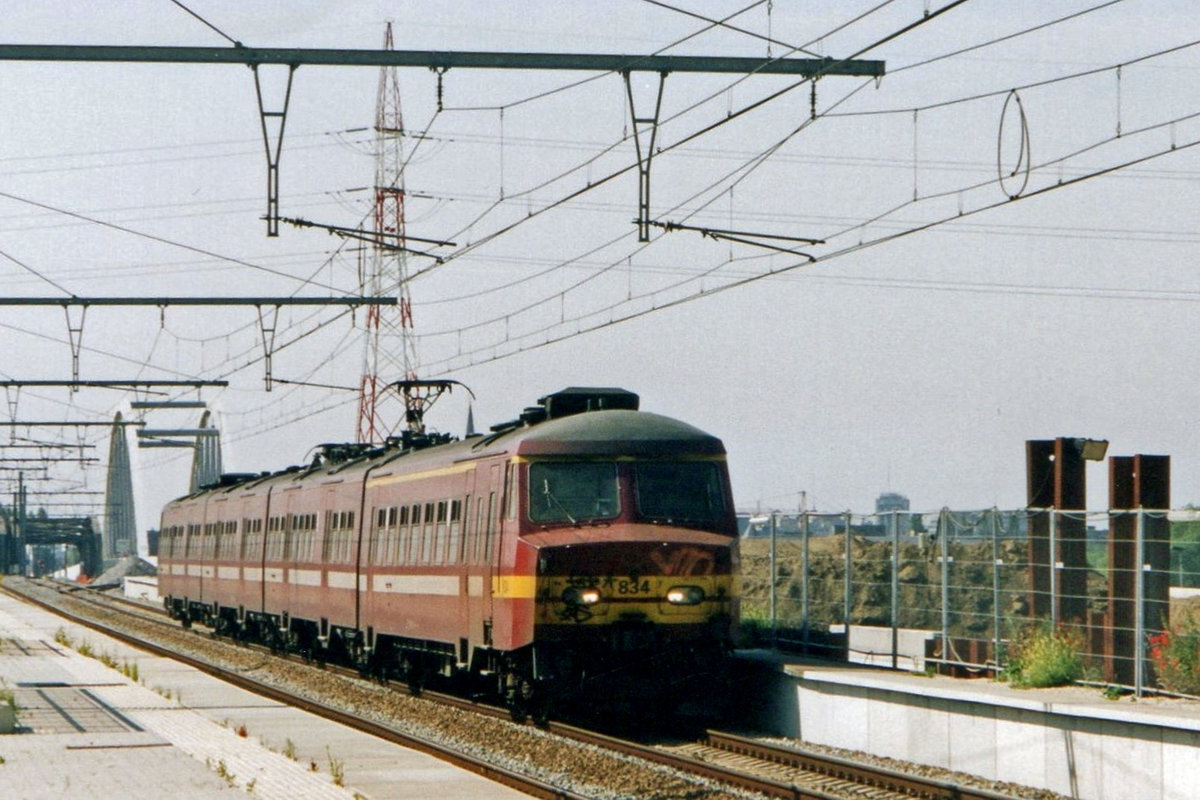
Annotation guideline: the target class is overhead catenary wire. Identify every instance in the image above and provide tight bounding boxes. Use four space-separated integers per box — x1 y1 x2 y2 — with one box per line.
2 1 1190 470
406 9 1200 355
418 129 1200 374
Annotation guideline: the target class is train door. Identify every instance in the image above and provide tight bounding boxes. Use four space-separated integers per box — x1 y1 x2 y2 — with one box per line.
199 500 216 606
459 467 476 661
490 459 522 648
483 462 502 644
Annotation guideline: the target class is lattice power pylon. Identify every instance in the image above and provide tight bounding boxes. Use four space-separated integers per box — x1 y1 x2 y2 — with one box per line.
356 22 419 444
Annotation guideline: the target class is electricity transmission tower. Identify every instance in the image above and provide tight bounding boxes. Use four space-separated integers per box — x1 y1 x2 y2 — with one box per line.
357 22 419 444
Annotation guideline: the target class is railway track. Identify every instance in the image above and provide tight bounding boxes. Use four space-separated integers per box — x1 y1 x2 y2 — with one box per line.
4 577 1051 800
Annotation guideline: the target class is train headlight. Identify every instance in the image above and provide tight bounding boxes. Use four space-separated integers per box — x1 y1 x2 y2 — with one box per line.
666 585 705 605
563 586 602 605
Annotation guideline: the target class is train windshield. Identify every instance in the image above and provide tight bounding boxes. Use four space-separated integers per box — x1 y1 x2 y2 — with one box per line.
528 462 620 524
634 461 727 528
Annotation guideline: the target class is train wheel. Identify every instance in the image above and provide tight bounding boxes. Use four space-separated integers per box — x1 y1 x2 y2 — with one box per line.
406 663 424 697
532 693 551 728
507 676 536 724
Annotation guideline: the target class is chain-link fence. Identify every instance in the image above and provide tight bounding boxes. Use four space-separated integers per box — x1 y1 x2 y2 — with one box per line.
738 508 1200 697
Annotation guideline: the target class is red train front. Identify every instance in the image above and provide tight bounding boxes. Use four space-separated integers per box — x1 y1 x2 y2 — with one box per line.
158 387 738 721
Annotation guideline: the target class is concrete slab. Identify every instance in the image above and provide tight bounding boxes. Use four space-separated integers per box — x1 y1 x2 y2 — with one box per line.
740 650 1200 800
0 585 532 799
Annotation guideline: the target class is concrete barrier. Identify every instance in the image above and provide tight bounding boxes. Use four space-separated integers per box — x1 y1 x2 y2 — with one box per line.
787 667 1200 800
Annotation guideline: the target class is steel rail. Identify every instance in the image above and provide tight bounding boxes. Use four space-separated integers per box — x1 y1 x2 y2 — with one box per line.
0 580 587 800
11 580 1023 800
705 730 1023 800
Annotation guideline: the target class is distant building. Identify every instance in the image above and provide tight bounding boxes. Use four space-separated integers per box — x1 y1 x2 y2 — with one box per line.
874 492 912 536
875 492 910 514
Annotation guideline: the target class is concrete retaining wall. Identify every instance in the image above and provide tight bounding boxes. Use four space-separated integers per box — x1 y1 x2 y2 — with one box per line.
789 669 1200 800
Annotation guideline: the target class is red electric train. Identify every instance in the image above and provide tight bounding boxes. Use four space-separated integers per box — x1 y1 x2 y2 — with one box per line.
158 387 738 720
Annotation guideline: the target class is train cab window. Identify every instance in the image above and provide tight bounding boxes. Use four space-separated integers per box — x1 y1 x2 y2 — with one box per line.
528 462 620 524
633 461 727 529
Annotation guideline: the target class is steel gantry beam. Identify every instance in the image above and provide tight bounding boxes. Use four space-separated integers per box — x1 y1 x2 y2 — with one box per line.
0 44 884 237
0 298 394 384
4 420 146 427
0 297 395 305
0 380 227 388
0 45 885 76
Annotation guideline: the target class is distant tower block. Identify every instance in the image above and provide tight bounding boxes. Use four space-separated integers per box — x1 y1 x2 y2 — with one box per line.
104 412 137 559
189 410 223 492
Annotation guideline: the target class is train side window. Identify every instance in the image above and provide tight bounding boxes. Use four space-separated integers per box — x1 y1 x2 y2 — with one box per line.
403 504 417 563
432 500 448 564
445 498 460 565
374 508 386 566
397 505 408 564
387 507 398 565
421 502 435 564
322 513 335 562
472 498 485 564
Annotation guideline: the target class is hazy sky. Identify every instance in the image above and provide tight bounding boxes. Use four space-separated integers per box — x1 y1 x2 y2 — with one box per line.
2 1 1199 542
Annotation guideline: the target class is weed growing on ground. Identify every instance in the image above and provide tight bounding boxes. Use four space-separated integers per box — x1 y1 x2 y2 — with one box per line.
1003 624 1084 688
1150 606 1200 696
327 747 345 787
53 627 72 648
215 759 236 786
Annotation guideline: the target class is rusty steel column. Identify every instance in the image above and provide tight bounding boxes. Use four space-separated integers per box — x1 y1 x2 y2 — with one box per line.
1026 438 1088 623
1027 440 1055 619
1107 454 1170 686
1108 456 1136 684
1054 438 1089 624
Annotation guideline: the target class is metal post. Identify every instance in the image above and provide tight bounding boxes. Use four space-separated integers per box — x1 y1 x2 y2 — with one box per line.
1049 509 1059 628
801 511 810 651
940 508 951 666
17 471 27 576
844 512 853 629
991 507 1002 669
891 510 900 670
769 511 778 649
1135 508 1146 698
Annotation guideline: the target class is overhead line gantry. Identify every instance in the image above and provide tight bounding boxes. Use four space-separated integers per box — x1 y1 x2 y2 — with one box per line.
0 297 394 388
0 44 884 237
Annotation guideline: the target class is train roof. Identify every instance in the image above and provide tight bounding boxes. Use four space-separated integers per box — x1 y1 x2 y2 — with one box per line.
165 387 724 505
508 409 725 457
